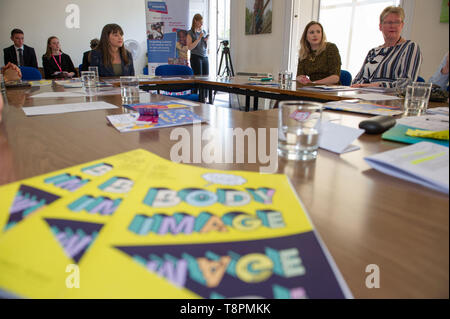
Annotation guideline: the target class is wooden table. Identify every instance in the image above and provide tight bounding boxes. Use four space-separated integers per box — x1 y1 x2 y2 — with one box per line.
136 75 374 111
0 84 448 298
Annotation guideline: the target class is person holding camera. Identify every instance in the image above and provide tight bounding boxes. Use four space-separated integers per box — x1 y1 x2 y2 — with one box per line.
187 14 209 76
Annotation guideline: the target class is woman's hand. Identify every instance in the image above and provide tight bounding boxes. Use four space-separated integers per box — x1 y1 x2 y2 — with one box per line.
296 75 311 84
1 62 22 81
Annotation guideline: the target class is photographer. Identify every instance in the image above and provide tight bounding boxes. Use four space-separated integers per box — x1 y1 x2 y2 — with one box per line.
187 14 209 76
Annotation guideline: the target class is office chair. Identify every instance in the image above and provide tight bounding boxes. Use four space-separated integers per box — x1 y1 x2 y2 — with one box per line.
155 65 199 101
340 70 352 86
19 66 42 81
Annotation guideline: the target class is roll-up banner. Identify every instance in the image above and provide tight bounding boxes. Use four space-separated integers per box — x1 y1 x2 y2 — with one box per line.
146 0 190 75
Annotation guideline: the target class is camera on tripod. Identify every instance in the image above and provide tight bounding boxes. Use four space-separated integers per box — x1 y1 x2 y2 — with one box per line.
217 40 234 77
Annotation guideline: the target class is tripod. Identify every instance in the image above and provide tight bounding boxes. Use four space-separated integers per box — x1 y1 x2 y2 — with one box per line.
217 42 235 77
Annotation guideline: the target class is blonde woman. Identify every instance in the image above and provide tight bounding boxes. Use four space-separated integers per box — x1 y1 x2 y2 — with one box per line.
296 21 341 85
352 6 422 88
187 14 209 75
42 36 76 79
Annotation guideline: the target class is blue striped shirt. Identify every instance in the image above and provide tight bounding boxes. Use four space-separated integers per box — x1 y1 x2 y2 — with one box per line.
352 40 423 88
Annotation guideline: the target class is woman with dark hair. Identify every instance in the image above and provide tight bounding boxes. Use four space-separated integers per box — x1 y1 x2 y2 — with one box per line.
90 24 135 77
186 14 209 75
42 36 77 79
296 21 341 85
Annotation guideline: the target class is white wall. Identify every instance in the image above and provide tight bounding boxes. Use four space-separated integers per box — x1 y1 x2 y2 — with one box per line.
230 0 449 81
230 0 286 77
0 0 148 74
409 0 449 80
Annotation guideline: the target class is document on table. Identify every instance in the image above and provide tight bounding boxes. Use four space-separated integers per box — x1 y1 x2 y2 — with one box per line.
319 121 364 154
349 93 401 101
30 91 86 98
365 142 449 194
300 85 357 92
396 114 449 131
23 101 118 116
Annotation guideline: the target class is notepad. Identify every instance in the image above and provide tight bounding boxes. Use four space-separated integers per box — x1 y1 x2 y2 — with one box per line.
365 142 449 193
324 101 403 116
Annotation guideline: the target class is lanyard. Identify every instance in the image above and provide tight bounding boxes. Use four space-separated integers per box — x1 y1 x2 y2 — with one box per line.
52 54 62 72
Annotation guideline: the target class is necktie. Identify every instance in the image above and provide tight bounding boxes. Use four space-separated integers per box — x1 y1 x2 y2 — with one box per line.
18 48 24 66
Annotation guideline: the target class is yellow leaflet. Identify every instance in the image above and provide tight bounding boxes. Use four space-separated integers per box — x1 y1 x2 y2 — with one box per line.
406 129 449 140
0 149 167 298
0 149 153 237
64 160 315 298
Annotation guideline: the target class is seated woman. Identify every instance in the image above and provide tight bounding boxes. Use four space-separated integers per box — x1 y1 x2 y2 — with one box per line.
429 52 449 91
42 36 77 79
296 21 341 85
352 6 422 88
90 24 135 77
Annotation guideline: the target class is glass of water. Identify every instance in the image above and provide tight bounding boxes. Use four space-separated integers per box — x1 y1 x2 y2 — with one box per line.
0 74 6 94
403 82 432 116
120 76 140 105
394 77 412 97
81 71 97 96
88 66 99 85
278 71 293 89
278 101 323 161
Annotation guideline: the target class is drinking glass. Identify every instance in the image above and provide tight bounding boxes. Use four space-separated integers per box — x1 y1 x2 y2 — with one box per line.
120 76 140 104
278 101 323 161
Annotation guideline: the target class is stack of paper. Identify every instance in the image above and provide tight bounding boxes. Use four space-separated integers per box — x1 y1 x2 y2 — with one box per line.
365 142 449 193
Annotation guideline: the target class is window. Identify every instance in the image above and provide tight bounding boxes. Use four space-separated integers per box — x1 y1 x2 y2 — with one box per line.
319 0 400 78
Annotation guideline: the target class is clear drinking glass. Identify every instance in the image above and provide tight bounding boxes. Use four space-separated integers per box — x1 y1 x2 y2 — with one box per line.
81 71 97 96
0 74 6 94
394 77 412 97
88 66 99 85
403 82 432 116
278 71 293 89
278 101 323 161
120 76 140 104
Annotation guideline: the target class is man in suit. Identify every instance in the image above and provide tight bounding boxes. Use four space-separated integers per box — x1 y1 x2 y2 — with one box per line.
3 29 38 68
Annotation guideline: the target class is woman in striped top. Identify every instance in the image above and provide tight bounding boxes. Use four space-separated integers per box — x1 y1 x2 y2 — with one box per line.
352 6 422 88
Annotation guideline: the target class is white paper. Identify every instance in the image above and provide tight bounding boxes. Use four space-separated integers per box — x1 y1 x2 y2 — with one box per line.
349 93 401 101
318 122 364 154
358 87 396 93
300 85 357 92
426 107 450 116
31 91 86 98
365 142 449 193
23 101 117 116
396 114 449 131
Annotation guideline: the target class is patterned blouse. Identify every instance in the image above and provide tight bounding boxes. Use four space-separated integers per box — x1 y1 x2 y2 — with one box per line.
352 40 422 88
297 42 342 83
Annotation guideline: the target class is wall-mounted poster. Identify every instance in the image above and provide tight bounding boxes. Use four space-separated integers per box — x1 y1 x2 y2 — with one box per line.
245 0 272 35
440 0 449 23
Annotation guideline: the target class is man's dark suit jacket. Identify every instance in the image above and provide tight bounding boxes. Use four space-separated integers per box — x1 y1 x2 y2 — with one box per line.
3 44 38 68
